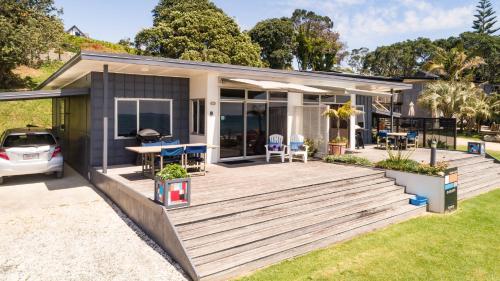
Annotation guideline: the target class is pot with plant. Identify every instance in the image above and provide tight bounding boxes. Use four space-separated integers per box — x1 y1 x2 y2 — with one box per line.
155 164 191 209
323 102 360 155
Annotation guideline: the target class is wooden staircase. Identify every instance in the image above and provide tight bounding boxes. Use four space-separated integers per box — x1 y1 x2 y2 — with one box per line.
168 170 426 280
448 155 500 200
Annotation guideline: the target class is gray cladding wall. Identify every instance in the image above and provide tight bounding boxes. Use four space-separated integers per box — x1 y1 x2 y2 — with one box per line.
401 82 431 118
356 95 373 144
90 72 189 167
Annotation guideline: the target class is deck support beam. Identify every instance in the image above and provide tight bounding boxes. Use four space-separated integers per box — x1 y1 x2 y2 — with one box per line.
102 64 109 174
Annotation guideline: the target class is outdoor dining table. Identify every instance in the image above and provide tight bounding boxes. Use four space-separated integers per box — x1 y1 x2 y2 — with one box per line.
387 132 408 149
125 143 217 178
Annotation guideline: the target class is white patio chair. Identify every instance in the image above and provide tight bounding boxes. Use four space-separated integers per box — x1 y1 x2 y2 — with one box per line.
264 134 287 163
288 134 308 163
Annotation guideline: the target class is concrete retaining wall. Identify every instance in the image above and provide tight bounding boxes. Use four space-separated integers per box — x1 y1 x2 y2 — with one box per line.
90 169 199 281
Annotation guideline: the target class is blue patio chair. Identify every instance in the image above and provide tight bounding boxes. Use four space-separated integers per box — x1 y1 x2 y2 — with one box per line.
264 134 287 163
406 131 419 148
288 134 308 163
376 131 388 148
161 139 180 146
185 145 207 175
141 141 162 147
159 147 184 169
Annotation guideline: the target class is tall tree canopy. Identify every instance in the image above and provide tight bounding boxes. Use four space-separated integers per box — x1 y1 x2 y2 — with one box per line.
0 0 64 89
291 9 346 71
423 45 485 81
472 0 499 34
362 38 435 77
135 0 262 67
347 47 369 74
248 18 294 69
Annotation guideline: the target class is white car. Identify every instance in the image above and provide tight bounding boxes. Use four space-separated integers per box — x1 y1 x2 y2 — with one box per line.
0 128 63 184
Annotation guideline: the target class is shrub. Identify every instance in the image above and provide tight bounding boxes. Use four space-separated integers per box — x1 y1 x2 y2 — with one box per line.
304 138 318 157
156 164 189 180
324 155 373 167
375 159 448 176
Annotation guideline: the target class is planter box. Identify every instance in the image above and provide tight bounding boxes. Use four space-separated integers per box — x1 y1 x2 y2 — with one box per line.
328 143 347 155
154 177 191 209
386 167 458 213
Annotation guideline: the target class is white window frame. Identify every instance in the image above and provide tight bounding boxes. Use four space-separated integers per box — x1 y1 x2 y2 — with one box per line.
114 97 173 139
190 99 205 135
355 105 366 129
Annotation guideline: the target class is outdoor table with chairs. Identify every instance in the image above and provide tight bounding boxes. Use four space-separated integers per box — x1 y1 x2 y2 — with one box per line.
126 141 216 178
376 130 419 150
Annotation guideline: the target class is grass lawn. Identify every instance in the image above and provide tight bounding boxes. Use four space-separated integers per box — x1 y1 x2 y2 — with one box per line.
239 189 500 281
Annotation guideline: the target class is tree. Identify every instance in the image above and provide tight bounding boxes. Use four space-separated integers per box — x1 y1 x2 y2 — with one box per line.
248 18 294 69
135 0 262 67
291 9 346 71
347 47 369 74
118 38 135 53
418 81 467 118
363 38 435 77
472 0 499 35
0 0 64 89
322 102 359 141
423 46 485 81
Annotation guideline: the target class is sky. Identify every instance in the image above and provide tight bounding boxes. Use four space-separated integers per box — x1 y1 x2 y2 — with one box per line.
54 0 500 51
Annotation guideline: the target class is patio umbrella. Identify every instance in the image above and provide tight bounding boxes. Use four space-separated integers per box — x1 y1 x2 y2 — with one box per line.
408 101 415 117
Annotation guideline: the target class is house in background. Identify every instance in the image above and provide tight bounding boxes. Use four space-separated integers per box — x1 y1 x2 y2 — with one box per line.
66 25 89 38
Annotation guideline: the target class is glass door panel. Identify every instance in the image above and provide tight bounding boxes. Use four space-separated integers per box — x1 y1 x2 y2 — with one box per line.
220 102 244 158
269 102 288 143
246 103 267 156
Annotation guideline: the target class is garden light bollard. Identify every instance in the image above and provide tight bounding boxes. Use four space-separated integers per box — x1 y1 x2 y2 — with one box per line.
430 140 437 167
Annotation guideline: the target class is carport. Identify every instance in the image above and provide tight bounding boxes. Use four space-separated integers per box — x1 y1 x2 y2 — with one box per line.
0 88 89 175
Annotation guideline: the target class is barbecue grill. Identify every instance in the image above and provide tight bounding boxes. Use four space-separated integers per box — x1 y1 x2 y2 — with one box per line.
137 128 161 144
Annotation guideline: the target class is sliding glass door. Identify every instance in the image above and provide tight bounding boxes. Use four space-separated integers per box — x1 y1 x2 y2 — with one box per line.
220 102 244 158
219 89 288 160
246 103 267 156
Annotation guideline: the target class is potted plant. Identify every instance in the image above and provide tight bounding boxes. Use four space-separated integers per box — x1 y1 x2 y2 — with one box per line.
323 102 360 155
154 164 191 209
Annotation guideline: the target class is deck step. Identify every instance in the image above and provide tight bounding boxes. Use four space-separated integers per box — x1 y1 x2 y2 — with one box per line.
459 166 500 186
170 173 392 225
188 193 412 260
448 156 491 167
198 204 426 280
459 178 500 200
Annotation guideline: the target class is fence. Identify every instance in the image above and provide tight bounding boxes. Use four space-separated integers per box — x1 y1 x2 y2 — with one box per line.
375 117 457 150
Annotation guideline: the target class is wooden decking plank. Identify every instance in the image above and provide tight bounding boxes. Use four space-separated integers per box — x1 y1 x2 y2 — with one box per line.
171 179 399 226
176 178 394 238
196 204 421 277
190 194 412 264
186 192 412 251
200 205 426 281
169 175 391 225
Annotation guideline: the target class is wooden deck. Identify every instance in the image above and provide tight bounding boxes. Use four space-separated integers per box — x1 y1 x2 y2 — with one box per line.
103 159 427 280
105 159 383 206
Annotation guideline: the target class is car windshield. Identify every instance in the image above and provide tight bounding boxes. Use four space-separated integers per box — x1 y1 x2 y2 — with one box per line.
3 133 56 147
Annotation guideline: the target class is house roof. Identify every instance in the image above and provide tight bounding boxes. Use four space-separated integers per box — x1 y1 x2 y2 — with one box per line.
402 70 439 82
39 51 412 92
65 25 87 36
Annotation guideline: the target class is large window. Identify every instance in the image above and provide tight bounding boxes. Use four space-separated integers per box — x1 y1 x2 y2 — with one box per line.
191 99 205 135
115 98 172 138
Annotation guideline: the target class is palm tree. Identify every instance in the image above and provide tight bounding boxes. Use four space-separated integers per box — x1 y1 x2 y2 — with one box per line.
459 85 490 131
418 81 467 118
322 102 359 141
424 47 485 81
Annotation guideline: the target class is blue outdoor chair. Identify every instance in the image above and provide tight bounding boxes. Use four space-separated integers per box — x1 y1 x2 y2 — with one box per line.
185 145 207 175
377 131 389 148
160 146 184 169
406 131 419 148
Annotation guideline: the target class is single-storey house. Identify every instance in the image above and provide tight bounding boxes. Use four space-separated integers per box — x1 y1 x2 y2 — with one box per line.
6 51 411 177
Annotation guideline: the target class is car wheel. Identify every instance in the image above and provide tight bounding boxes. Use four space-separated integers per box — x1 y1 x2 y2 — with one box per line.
0 176 3 184
55 170 64 179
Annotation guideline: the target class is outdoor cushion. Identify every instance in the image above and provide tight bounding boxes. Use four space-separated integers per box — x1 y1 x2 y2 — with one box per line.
290 142 304 151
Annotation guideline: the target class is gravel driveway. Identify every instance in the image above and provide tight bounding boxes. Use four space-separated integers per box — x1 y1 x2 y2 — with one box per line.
0 166 187 281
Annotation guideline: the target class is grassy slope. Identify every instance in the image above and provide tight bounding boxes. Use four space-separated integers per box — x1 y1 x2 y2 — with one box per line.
239 189 500 281
0 35 134 134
